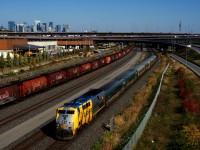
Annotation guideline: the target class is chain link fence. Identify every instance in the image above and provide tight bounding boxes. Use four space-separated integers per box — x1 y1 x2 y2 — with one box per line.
123 63 170 150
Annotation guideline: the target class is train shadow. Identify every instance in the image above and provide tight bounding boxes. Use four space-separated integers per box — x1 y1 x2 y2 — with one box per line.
41 119 57 140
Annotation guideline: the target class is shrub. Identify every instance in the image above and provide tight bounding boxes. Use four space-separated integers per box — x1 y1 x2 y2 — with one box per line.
182 100 199 114
176 67 185 78
183 124 200 146
178 78 187 89
179 88 191 100
167 132 189 150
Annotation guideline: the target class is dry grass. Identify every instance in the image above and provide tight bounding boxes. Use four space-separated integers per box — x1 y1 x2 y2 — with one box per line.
135 57 200 149
101 54 168 149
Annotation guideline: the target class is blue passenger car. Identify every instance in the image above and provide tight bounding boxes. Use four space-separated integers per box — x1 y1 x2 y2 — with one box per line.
100 78 126 104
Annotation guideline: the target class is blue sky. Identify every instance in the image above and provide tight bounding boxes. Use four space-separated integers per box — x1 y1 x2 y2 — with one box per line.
0 0 199 33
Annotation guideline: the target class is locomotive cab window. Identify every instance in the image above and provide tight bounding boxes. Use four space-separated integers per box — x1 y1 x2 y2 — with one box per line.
58 110 66 114
66 110 75 114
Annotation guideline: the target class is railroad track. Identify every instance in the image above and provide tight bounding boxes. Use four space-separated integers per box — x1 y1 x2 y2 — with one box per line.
0 51 138 129
4 52 159 150
10 52 153 150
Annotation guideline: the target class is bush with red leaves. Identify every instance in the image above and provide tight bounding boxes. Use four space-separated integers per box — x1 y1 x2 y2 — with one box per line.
182 100 199 113
179 88 191 100
178 78 188 89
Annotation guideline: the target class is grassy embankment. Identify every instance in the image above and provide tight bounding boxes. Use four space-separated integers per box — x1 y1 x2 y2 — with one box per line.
135 58 200 149
92 54 168 150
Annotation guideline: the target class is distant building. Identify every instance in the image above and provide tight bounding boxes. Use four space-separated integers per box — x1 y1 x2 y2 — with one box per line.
49 22 53 32
42 23 47 32
8 21 16 32
16 22 27 32
55 24 62 32
34 20 41 32
63 24 70 32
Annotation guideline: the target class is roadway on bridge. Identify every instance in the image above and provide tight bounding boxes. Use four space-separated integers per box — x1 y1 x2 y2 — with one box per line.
178 44 200 54
170 53 200 76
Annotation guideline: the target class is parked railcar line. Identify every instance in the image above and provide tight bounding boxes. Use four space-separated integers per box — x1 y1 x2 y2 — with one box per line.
0 51 138 129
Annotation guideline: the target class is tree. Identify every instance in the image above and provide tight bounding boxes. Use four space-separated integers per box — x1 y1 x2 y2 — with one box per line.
6 52 12 67
19 54 24 66
30 57 36 67
13 54 19 66
0 55 5 68
39 52 43 61
35 53 40 63
24 53 28 65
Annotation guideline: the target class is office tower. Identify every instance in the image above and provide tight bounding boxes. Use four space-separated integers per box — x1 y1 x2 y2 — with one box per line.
34 20 41 32
63 24 70 32
49 22 53 32
42 23 47 32
8 21 16 32
55 24 61 32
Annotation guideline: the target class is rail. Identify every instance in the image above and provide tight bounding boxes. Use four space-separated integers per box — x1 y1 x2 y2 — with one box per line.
123 63 169 150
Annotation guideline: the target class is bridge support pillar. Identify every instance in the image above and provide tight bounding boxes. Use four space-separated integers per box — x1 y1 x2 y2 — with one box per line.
157 44 160 50
140 43 143 51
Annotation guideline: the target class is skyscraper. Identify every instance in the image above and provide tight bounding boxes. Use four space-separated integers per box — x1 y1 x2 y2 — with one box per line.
63 24 70 32
34 20 41 32
42 23 47 32
55 24 61 32
49 22 53 32
8 21 16 32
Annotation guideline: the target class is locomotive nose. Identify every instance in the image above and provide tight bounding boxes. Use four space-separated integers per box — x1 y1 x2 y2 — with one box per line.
56 111 75 140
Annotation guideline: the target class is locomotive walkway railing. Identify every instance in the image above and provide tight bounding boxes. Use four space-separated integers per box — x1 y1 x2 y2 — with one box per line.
123 63 170 150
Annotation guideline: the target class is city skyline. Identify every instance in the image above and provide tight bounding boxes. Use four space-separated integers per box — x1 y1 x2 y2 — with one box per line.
6 20 70 32
0 0 200 33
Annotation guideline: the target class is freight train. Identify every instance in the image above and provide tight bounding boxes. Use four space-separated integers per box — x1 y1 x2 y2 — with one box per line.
55 55 157 140
0 48 132 105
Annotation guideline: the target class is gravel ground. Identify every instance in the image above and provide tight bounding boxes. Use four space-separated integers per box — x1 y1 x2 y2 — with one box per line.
4 52 159 150
0 51 138 134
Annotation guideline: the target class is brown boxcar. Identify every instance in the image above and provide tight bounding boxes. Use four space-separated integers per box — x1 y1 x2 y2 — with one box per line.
110 54 116 62
99 58 106 67
0 84 20 105
123 51 126 56
121 51 125 57
20 76 47 97
115 53 119 60
104 56 111 64
66 66 80 79
46 71 67 87
126 48 131 54
79 63 92 74
91 60 100 70
117 52 122 58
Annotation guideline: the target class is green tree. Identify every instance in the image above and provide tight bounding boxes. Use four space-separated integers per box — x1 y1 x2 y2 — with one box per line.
86 45 90 52
19 54 24 66
0 55 5 68
39 52 43 61
46 52 50 60
35 54 40 63
30 57 36 67
13 54 19 66
6 52 12 67
24 53 28 65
